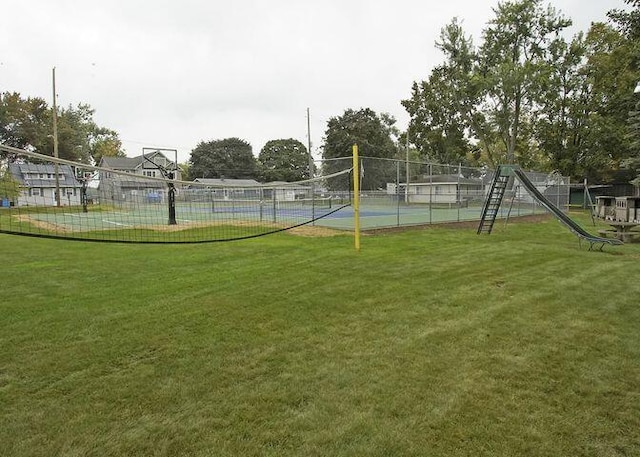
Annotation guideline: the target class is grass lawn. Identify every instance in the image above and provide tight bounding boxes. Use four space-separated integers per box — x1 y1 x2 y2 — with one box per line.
1 212 639 456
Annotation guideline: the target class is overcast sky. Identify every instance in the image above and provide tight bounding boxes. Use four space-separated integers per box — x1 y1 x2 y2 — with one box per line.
1 0 626 163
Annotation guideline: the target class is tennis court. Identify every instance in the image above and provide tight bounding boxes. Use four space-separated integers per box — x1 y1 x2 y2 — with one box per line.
313 199 543 230
15 196 545 235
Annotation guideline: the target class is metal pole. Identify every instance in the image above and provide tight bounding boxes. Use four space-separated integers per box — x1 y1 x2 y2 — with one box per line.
429 164 432 225
396 161 400 226
457 163 461 222
52 67 61 207
307 108 313 178
352 144 361 251
405 128 410 203
307 108 315 225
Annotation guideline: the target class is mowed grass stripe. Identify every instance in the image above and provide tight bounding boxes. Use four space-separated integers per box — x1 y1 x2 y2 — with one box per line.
1 213 639 456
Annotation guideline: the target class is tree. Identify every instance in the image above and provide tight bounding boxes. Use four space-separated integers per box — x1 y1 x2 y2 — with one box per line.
608 0 640 185
322 108 398 190
577 22 638 182
402 0 640 183
533 33 586 177
0 170 21 202
178 162 191 182
258 139 310 182
90 130 124 165
608 0 640 40
0 92 50 154
402 18 476 165
0 92 125 163
404 1 572 169
188 138 258 180
478 0 571 164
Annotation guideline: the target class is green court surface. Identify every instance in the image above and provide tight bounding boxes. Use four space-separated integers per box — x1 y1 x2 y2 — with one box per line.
3 200 545 235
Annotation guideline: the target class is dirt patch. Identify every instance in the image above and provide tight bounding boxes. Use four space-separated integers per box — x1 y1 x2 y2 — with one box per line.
15 215 72 233
286 225 346 237
14 214 345 237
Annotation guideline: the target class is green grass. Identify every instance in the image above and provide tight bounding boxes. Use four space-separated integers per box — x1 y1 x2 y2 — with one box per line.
1 212 639 456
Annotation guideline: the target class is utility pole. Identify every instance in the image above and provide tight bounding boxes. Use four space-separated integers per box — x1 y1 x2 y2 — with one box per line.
52 67 61 207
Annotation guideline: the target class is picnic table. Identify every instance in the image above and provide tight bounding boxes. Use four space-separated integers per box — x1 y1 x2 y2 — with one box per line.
598 221 640 242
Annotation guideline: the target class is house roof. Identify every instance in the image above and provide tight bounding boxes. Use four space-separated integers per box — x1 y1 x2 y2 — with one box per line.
407 174 483 186
100 152 177 171
192 178 261 187
111 177 165 189
100 156 141 169
9 162 81 188
265 181 310 189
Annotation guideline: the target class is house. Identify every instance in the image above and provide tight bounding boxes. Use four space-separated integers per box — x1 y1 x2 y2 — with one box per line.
387 174 485 206
98 151 181 203
188 178 262 201
8 162 83 207
263 181 310 201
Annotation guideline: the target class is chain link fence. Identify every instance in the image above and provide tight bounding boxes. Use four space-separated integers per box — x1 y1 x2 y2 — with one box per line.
315 156 570 230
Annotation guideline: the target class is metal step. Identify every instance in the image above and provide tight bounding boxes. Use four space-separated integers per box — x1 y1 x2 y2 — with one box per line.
477 165 512 235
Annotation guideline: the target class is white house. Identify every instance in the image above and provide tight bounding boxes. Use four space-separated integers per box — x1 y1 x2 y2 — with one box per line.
8 162 83 207
189 178 262 201
388 174 485 206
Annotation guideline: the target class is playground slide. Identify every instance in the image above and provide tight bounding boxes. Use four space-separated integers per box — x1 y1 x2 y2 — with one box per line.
512 169 622 247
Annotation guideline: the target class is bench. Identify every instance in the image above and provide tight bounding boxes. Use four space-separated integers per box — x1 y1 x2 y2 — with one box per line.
598 229 640 242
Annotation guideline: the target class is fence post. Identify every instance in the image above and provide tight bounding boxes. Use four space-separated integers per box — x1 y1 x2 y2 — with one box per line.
352 144 360 251
429 164 433 225
396 160 400 227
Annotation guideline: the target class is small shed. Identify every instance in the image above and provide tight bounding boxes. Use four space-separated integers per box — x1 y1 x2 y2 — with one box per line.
615 196 640 222
596 196 616 220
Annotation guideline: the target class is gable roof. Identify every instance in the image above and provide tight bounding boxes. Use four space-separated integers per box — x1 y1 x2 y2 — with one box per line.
9 162 81 188
192 178 261 187
409 174 484 186
99 151 177 171
100 156 140 170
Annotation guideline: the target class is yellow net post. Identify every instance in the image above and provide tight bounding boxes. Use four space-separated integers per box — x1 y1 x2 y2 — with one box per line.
352 144 361 251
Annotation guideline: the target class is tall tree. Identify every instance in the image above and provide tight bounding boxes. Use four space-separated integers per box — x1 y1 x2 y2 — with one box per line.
0 92 124 163
534 33 586 177
478 0 571 164
322 108 398 190
609 0 640 185
404 0 571 169
577 22 638 182
189 138 258 180
258 139 310 182
0 92 50 154
403 18 476 165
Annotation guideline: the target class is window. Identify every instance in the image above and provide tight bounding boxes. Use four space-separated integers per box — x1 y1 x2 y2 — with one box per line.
30 188 41 197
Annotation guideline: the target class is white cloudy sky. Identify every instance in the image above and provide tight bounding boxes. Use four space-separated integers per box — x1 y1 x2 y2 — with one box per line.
1 0 626 163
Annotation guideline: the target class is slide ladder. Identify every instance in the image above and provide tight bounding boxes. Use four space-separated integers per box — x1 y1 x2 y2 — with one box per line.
477 165 511 234
477 165 623 250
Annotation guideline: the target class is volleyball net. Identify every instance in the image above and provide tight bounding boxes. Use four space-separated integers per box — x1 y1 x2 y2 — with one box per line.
0 144 352 243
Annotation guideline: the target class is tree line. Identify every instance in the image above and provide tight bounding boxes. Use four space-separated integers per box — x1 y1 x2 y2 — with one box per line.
2 0 639 187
